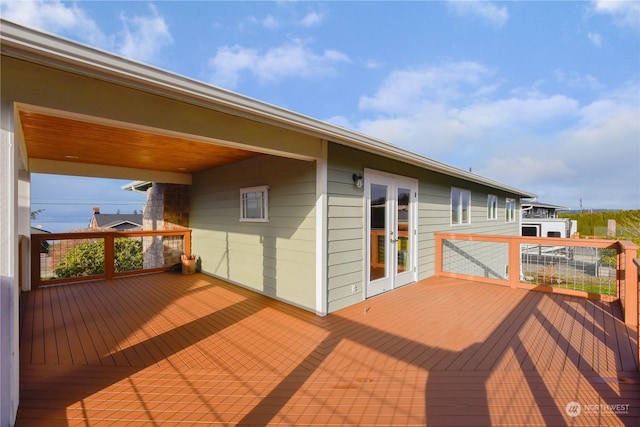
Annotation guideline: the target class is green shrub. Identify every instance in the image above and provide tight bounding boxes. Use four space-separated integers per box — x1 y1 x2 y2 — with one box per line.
55 238 143 278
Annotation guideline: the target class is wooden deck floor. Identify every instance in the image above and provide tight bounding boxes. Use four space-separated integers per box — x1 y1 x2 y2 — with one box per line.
17 273 640 426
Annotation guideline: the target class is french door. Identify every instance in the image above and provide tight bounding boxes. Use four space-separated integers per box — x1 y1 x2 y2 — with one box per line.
366 171 418 298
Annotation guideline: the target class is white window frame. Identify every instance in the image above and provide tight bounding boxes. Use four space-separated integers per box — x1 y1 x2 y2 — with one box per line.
451 187 471 226
240 185 269 222
505 198 516 223
487 194 498 220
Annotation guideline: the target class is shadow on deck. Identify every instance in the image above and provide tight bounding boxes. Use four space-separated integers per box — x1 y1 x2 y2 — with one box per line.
17 273 640 426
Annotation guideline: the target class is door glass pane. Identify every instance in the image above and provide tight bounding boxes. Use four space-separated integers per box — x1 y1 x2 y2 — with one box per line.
397 188 410 273
370 184 387 281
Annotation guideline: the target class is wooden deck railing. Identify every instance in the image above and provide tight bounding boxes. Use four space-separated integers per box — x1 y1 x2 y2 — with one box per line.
30 229 191 289
635 258 640 372
435 233 639 327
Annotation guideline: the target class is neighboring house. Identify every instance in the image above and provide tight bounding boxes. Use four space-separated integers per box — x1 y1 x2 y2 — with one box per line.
88 207 142 231
0 21 536 425
521 200 576 238
30 225 50 253
29 226 50 235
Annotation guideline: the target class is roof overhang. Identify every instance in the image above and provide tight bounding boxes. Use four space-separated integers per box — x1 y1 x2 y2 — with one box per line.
521 200 569 210
1 19 536 198
121 181 153 194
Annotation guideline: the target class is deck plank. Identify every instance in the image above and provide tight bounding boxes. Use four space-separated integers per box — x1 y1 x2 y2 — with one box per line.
16 273 640 426
611 300 639 372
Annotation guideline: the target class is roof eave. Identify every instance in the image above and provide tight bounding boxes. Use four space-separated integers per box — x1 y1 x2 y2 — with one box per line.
1 19 536 198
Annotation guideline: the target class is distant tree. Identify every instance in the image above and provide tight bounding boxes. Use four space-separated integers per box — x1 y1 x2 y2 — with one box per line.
560 209 640 261
30 209 44 220
560 210 640 236
55 238 143 278
39 240 50 255
30 209 50 254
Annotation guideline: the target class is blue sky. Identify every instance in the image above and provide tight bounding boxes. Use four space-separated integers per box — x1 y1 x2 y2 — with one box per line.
1 0 638 231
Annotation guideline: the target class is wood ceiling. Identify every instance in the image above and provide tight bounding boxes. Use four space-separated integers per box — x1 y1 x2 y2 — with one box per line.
19 110 262 175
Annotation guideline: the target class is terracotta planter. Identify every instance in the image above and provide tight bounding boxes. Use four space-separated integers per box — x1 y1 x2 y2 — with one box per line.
181 255 196 275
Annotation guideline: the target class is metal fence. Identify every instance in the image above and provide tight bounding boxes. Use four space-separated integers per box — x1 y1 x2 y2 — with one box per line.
435 233 636 303
520 244 616 296
31 229 191 288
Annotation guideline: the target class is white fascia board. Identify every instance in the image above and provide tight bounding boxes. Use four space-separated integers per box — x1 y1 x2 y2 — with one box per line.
120 181 152 193
103 221 143 229
1 20 536 198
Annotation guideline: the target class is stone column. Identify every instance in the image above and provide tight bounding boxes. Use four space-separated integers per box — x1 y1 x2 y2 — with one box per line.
161 184 190 265
143 183 165 268
142 183 190 268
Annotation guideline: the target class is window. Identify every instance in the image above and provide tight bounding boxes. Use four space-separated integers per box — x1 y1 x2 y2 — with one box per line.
240 186 269 222
487 194 497 220
505 198 516 223
451 188 471 225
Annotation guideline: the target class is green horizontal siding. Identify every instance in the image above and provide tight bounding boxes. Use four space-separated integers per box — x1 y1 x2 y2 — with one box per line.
326 143 522 312
191 155 317 311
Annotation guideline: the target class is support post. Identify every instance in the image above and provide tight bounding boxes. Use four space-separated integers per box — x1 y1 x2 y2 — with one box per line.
434 233 443 276
634 258 640 371
508 238 521 288
619 241 639 327
104 235 114 280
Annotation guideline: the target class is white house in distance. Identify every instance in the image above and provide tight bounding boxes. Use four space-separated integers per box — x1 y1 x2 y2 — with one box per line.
0 20 536 426
521 200 577 239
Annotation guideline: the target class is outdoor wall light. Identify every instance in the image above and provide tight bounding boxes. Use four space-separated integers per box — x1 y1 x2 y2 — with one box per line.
352 173 364 189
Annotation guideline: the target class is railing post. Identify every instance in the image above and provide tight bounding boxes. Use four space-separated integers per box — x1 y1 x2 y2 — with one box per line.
619 241 639 327
31 234 39 289
104 234 114 280
185 229 192 257
18 235 27 291
434 233 443 276
508 237 520 288
634 258 640 371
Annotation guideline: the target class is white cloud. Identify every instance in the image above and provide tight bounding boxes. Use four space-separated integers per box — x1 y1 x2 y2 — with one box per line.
0 0 173 64
262 15 279 29
358 62 495 114
457 96 579 130
364 59 384 69
482 91 640 207
118 5 173 63
324 115 354 129
242 10 323 30
299 12 323 27
357 105 473 154
592 0 640 30
554 70 604 91
0 0 108 46
207 46 255 88
351 62 639 208
588 32 603 46
479 86 639 207
485 157 574 183
447 1 509 28
208 39 350 88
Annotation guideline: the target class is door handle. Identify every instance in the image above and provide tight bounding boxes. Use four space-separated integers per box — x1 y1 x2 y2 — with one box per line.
390 239 398 243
